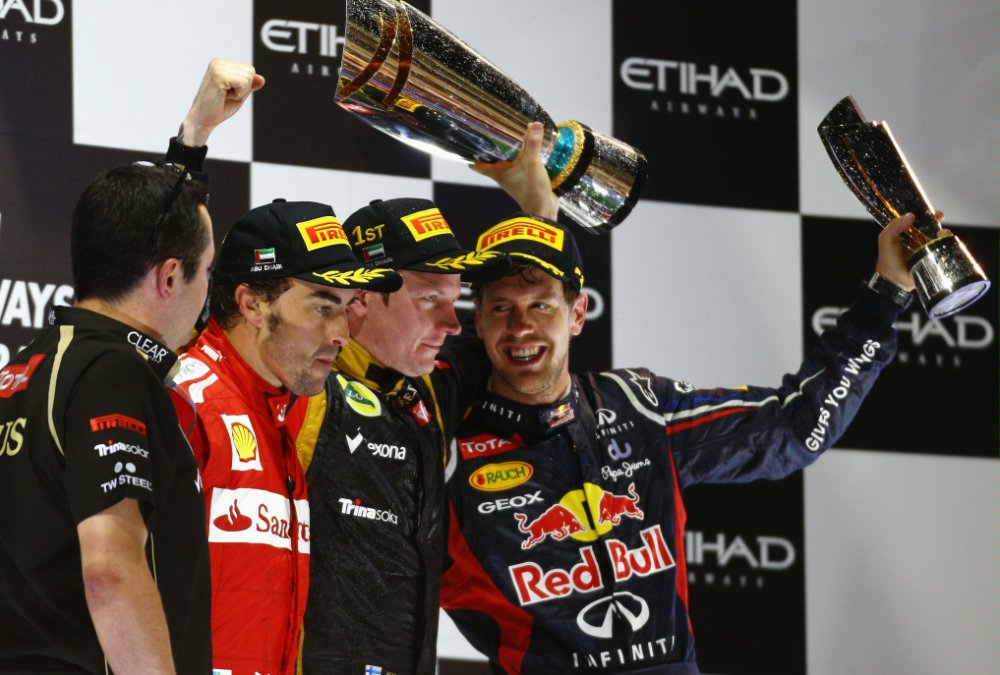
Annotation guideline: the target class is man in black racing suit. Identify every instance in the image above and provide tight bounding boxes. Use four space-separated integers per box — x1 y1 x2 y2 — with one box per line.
440 211 922 674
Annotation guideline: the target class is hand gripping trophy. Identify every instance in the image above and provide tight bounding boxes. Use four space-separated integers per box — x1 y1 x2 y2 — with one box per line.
333 0 646 233
818 96 990 319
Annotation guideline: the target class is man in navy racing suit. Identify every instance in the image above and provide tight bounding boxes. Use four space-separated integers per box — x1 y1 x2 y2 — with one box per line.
440 210 924 674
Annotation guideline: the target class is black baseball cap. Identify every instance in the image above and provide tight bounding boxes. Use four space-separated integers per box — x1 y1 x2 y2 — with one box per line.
343 198 510 283
214 199 402 292
475 213 585 292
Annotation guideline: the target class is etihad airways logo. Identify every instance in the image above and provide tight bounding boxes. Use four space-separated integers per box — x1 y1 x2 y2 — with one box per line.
477 216 564 252
620 58 789 101
812 305 993 369
0 0 64 26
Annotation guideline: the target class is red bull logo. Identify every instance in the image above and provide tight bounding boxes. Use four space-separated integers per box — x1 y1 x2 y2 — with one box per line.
509 525 675 605
597 482 644 525
512 482 646 549
514 505 587 549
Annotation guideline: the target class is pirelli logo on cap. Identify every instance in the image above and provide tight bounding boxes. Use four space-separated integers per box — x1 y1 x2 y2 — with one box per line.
477 217 564 252
401 208 453 242
297 216 349 251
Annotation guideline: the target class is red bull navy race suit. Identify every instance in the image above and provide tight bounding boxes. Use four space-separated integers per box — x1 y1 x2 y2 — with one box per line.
441 289 901 674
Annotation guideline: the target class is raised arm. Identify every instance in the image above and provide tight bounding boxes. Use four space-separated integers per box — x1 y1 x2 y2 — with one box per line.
472 121 560 219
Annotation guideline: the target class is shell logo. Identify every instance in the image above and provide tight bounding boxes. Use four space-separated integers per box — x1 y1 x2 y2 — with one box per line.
231 423 258 462
469 461 533 492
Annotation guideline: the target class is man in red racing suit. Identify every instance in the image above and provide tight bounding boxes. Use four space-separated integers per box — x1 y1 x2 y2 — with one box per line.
441 212 918 674
173 199 401 675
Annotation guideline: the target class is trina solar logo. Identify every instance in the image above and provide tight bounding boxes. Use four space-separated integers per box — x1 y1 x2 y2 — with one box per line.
259 18 343 77
477 217 564 251
297 216 349 251
401 208 452 242
619 57 790 121
812 306 994 369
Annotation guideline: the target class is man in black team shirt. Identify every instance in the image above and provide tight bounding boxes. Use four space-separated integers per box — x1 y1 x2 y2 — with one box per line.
0 59 262 673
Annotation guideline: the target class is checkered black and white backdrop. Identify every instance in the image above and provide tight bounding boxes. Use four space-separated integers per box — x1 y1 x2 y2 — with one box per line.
1 1 996 673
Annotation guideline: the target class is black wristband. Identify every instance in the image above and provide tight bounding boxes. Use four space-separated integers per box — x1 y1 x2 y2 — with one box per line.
867 272 913 309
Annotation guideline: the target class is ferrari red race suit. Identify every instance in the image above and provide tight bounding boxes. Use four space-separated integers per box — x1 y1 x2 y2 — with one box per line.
172 318 310 675
441 289 900 674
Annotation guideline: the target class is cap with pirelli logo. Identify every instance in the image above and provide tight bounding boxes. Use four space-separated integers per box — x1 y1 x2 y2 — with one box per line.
214 199 402 292
343 198 510 283
476 213 585 292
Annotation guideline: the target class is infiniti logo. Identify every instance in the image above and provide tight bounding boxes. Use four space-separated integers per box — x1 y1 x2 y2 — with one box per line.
576 591 650 638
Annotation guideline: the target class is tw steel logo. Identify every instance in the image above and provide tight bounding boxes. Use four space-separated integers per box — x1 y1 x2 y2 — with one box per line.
509 525 675 606
513 482 644 550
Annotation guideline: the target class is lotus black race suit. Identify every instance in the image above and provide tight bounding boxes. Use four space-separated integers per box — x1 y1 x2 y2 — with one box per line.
297 338 489 675
441 289 901 674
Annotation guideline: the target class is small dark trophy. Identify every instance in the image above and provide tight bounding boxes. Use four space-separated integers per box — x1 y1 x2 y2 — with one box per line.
334 0 647 233
818 96 989 319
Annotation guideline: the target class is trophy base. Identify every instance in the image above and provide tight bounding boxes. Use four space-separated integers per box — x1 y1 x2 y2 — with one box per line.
908 234 990 319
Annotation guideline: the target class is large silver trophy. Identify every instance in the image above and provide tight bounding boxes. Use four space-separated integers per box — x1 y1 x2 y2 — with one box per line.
335 0 646 233
818 96 989 319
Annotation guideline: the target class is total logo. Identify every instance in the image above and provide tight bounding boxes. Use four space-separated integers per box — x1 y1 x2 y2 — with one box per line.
458 432 524 460
509 525 675 606
513 482 644 550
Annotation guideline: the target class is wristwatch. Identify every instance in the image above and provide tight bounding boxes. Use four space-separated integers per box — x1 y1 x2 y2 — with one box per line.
867 272 913 309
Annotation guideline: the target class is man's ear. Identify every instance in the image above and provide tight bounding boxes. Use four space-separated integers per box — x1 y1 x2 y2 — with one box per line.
154 258 182 298
234 284 266 328
569 291 588 337
346 289 368 334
